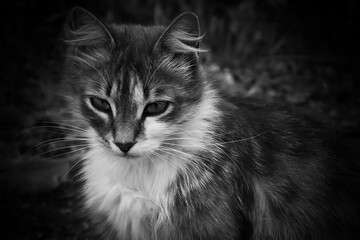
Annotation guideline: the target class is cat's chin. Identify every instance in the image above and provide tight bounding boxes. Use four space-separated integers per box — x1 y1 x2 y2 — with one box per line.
112 151 147 161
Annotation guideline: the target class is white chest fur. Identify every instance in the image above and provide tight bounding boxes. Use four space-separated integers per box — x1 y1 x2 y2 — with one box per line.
82 149 180 239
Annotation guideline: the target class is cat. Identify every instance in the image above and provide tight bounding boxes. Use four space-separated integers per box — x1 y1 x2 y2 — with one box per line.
62 7 360 240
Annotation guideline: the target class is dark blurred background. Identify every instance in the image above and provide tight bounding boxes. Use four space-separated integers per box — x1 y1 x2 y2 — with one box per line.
1 0 359 239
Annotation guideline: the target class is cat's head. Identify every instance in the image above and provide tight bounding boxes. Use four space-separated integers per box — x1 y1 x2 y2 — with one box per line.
64 8 218 162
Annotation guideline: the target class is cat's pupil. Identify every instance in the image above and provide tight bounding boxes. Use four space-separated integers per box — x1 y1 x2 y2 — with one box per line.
144 101 169 117
90 97 111 112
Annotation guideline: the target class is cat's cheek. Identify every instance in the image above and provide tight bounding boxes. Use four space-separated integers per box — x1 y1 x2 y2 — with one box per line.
140 117 172 150
132 141 160 156
143 118 170 137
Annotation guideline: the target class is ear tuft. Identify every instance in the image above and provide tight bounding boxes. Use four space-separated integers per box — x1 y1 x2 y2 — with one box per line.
65 7 114 48
154 12 206 57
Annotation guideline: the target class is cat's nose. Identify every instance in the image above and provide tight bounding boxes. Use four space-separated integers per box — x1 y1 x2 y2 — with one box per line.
114 142 136 153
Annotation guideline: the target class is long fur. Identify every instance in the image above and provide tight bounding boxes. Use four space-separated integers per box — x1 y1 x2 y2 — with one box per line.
62 8 360 240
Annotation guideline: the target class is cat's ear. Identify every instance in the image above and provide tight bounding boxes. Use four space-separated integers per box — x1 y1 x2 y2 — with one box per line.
65 7 114 49
154 12 206 59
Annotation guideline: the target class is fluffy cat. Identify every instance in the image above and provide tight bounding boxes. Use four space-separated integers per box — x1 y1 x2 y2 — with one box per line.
63 7 360 240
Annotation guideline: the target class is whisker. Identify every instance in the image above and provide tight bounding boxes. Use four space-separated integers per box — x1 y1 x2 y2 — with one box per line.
35 145 97 163
160 146 191 158
17 125 87 137
35 124 87 133
161 142 208 148
170 129 233 136
163 127 269 139
161 130 269 146
160 144 230 175
151 151 179 170
38 121 87 131
216 130 270 145
23 137 89 156
154 148 194 173
161 140 243 179
159 146 209 175
60 154 88 181
25 144 97 162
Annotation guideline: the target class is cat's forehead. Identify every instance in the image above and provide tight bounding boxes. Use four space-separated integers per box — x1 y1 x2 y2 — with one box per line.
110 61 147 101
105 71 143 121
112 70 142 95
112 67 165 102
112 25 164 56
108 26 164 81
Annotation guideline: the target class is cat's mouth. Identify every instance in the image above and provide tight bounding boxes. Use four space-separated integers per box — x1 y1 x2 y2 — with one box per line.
123 154 139 159
117 152 141 160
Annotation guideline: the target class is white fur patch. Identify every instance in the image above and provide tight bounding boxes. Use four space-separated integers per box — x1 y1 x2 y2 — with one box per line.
81 84 221 239
133 80 145 119
82 129 181 239
177 85 221 152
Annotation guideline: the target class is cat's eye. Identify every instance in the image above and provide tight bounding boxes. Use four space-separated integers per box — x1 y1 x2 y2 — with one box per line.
144 101 170 117
90 97 111 112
